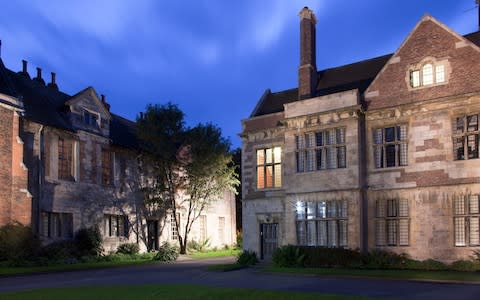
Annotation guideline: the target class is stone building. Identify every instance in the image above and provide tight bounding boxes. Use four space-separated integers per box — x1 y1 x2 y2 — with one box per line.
242 7 480 262
0 53 236 252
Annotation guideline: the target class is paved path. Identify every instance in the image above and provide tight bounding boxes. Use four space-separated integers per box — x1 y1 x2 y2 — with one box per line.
1 257 480 299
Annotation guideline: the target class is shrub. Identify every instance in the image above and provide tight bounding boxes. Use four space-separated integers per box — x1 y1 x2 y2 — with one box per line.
300 247 362 268
272 245 305 268
472 249 480 263
154 242 179 262
236 250 258 266
362 250 407 269
450 260 480 272
187 238 210 252
75 226 103 257
38 240 79 261
0 222 40 264
116 243 140 255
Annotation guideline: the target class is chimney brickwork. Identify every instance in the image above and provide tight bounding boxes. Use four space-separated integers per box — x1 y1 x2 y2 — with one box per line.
298 7 317 100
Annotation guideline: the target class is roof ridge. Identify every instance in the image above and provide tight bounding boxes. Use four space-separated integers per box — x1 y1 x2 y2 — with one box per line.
318 53 393 73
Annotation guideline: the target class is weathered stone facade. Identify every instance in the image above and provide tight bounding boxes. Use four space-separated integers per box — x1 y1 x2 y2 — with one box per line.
242 8 480 261
0 55 236 253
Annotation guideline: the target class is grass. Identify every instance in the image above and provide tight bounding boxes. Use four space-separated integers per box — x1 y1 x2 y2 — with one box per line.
189 248 241 259
0 284 377 300
207 262 246 272
266 267 480 283
0 256 156 276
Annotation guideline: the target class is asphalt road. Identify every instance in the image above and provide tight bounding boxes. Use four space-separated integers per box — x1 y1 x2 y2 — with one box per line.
0 257 479 299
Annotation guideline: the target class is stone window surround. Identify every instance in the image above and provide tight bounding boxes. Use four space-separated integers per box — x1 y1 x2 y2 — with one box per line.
452 113 480 161
372 124 408 169
454 195 480 247
57 136 80 182
375 199 409 247
406 56 451 91
255 146 282 190
41 211 73 239
83 108 101 127
295 127 347 172
103 214 128 238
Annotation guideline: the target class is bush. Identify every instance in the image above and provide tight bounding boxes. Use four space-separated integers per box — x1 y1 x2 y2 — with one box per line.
300 247 362 268
362 250 407 269
75 226 103 257
154 242 179 262
116 243 140 255
0 222 40 264
236 230 243 248
38 240 79 261
450 260 480 272
236 250 258 266
272 245 305 267
404 259 448 271
187 238 210 252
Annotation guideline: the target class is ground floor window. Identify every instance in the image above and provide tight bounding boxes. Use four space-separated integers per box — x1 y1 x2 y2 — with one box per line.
295 200 348 247
454 195 480 246
104 214 128 237
375 199 409 246
41 212 73 238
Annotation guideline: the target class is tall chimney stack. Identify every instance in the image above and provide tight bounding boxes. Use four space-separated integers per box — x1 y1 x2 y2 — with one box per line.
298 7 317 100
48 72 58 90
34 67 45 85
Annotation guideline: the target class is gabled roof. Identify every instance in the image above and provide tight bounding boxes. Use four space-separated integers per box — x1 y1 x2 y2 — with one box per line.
66 86 112 120
0 57 139 149
251 30 480 118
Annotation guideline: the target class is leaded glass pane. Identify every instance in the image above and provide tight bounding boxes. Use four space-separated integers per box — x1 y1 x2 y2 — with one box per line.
328 220 338 247
256 149 265 165
296 202 306 220
454 197 465 215
296 152 305 172
307 221 316 246
274 164 281 187
399 219 409 246
317 201 327 219
387 220 398 246
375 219 386 246
435 65 445 83
257 167 265 189
266 148 273 164
307 202 316 219
423 63 433 85
296 221 306 245
454 217 466 246
411 70 420 87
470 195 480 214
339 220 348 247
265 166 273 188
317 221 327 246
470 217 479 246
337 146 346 168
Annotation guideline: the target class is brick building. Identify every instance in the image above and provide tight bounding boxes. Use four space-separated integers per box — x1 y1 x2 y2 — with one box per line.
242 7 480 261
0 53 236 252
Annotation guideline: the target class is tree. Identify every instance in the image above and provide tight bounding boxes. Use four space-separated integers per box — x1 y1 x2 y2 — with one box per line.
136 103 239 254
177 124 239 254
136 103 186 250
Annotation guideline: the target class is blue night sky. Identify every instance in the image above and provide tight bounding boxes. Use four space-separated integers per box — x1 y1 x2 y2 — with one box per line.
0 0 478 148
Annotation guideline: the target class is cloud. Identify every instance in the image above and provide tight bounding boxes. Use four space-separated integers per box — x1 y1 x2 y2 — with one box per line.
238 0 322 53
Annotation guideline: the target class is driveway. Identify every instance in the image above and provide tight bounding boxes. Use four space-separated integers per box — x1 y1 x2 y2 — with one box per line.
0 257 479 300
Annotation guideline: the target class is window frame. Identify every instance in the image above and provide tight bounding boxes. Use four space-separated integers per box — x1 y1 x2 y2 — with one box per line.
295 200 348 248
104 214 128 238
83 109 100 127
101 149 113 185
375 199 410 247
295 128 347 172
454 195 480 247
373 124 408 169
58 137 75 181
256 147 282 190
409 61 447 88
452 114 480 161
41 212 73 239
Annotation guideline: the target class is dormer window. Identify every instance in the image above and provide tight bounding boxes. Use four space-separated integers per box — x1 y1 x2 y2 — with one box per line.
83 109 100 127
409 59 448 88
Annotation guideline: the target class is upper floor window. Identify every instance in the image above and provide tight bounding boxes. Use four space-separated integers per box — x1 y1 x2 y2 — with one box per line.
58 138 74 180
375 199 409 246
296 128 346 172
83 109 100 127
454 195 480 246
373 125 408 168
102 149 113 185
256 147 281 189
410 62 446 88
453 114 480 160
296 200 348 247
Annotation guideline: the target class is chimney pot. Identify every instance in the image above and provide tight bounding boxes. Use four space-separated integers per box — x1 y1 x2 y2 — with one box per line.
22 60 28 73
47 72 59 90
51 72 56 84
101 94 106 103
36 67 42 79
101 94 110 111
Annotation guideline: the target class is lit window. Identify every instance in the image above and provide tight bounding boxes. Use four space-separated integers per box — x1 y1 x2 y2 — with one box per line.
409 62 447 88
454 195 480 246
436 65 445 83
256 147 281 189
296 200 348 247
375 199 409 246
373 125 408 168
422 64 433 85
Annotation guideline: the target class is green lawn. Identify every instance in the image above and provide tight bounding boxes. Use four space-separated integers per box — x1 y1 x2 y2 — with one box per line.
207 262 246 272
0 284 377 300
189 248 241 259
266 267 480 282
0 258 156 276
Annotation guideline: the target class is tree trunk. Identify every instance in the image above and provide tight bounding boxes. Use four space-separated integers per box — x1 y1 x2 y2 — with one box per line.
179 236 187 254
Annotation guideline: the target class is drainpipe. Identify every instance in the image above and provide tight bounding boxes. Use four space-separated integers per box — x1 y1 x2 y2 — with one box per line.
37 125 44 236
